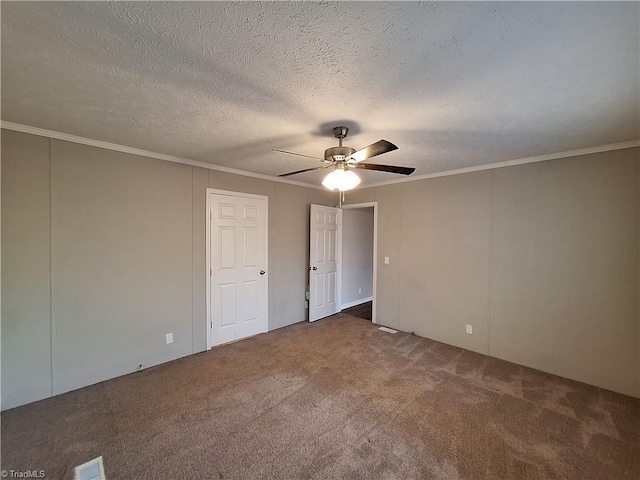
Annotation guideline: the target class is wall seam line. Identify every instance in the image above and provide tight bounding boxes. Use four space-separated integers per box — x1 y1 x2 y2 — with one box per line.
396 187 403 331
191 167 194 355
49 137 54 396
487 170 495 356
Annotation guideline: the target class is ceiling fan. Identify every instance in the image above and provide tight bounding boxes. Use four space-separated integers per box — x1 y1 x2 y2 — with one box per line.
273 126 415 191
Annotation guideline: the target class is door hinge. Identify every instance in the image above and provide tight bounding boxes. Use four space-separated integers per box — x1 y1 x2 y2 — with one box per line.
210 268 212 276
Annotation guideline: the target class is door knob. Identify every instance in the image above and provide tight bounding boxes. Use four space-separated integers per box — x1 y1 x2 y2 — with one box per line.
260 270 266 275
312 266 317 271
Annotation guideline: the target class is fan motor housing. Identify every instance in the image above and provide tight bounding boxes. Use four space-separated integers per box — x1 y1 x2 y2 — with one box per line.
325 146 356 163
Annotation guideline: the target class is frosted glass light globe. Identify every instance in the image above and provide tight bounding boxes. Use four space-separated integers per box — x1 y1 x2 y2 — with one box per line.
321 168 361 191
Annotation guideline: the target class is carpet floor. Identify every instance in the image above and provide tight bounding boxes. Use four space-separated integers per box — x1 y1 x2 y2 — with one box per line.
2 315 639 480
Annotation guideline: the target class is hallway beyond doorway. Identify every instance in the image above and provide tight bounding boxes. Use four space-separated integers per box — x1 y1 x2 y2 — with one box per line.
341 301 372 321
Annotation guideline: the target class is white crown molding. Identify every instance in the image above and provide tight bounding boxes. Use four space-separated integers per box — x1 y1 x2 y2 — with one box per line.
2 121 638 191
0 121 326 191
362 139 640 189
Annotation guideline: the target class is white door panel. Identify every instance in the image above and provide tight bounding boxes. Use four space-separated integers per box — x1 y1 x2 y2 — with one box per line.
309 204 341 322
208 191 268 347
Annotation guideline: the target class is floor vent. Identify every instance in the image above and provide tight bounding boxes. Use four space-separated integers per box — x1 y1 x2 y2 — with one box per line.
74 456 106 480
378 326 398 334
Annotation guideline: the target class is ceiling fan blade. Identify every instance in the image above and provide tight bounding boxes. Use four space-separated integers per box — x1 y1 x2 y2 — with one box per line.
272 149 323 161
348 140 398 163
352 163 415 175
278 164 334 177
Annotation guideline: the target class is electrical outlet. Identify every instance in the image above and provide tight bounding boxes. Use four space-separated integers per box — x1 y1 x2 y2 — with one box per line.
466 325 473 335
358 288 362 294
305 300 309 308
384 256 390 264
166 333 173 344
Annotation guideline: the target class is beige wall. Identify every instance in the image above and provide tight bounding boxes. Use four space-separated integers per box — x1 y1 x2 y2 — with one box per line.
346 147 640 398
1 131 52 408
399 172 493 354
3 127 638 405
50 140 194 395
490 154 639 396
1 129 335 409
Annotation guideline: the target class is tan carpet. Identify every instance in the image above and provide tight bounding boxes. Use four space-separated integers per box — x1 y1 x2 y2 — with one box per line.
2 314 639 479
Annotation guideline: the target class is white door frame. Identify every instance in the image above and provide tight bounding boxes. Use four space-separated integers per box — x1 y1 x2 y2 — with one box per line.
206 188 269 349
339 202 378 324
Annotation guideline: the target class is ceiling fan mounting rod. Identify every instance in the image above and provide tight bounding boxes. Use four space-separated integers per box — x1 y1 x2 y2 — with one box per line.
333 126 349 148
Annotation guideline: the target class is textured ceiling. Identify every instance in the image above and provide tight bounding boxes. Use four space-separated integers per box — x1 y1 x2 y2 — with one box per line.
2 1 639 186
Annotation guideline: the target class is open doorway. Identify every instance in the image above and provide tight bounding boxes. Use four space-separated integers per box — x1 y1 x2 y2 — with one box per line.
340 202 377 323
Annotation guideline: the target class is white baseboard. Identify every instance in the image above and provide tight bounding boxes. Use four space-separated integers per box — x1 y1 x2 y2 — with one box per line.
341 297 373 310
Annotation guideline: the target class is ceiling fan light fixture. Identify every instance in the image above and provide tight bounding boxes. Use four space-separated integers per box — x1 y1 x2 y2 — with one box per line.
276 125 413 184
322 167 361 191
